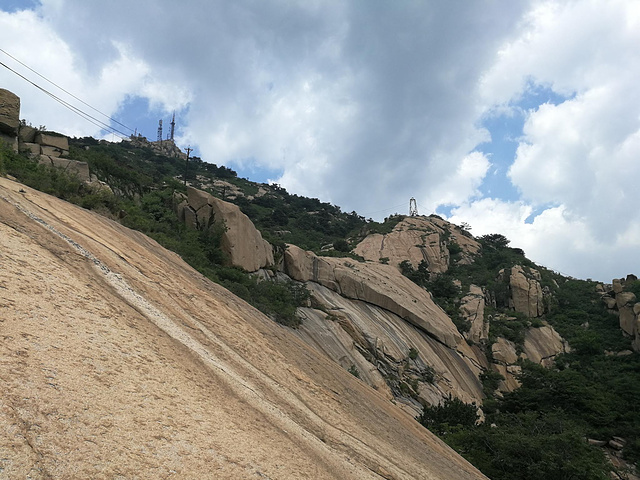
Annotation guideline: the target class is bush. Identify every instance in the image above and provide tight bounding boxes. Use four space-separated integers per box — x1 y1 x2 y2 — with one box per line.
417 395 479 435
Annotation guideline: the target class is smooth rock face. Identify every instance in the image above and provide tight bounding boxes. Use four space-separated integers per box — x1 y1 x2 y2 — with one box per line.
492 337 518 365
523 325 567 366
460 285 488 343
354 216 480 273
18 125 37 143
183 186 274 272
500 265 545 317
0 177 487 480
603 278 640 351
284 244 463 349
0 88 20 135
295 282 485 409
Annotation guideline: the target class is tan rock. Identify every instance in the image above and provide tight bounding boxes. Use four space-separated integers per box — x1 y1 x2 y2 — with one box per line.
40 144 64 157
354 216 480 273
523 325 566 366
184 206 198 230
603 295 617 309
493 364 521 392
50 157 90 182
21 142 41 155
460 285 487 343
284 245 463 349
209 195 274 272
616 292 637 309
492 337 518 365
500 265 545 317
196 203 214 230
612 279 624 294
186 185 210 211
35 132 69 151
619 306 637 336
18 125 37 143
634 303 640 315
0 88 20 135
0 176 489 479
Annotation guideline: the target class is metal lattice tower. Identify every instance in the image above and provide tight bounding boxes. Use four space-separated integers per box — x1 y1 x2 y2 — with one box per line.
170 112 175 141
409 197 418 216
157 119 163 142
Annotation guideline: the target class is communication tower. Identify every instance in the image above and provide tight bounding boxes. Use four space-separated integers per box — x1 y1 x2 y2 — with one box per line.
409 197 418 216
170 112 175 141
157 119 163 143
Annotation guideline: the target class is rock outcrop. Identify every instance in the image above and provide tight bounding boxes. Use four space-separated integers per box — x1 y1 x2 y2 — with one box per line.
0 88 20 152
460 285 488 343
603 275 640 351
498 265 545 317
284 244 463 349
523 325 569 366
175 186 274 272
354 215 481 273
0 177 488 479
281 244 489 410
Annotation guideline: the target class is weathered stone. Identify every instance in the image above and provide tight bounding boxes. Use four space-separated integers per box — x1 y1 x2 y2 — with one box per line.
50 157 90 182
595 284 605 293
460 285 487 343
619 306 637 336
493 364 520 392
603 295 617 309
491 337 518 365
176 199 188 222
500 265 545 317
616 292 637 309
612 279 624 294
354 216 480 274
523 325 566 366
21 142 41 155
35 132 69 151
40 144 64 157
634 303 640 315
0 88 20 135
208 195 274 272
18 125 37 143
284 244 464 349
186 186 210 211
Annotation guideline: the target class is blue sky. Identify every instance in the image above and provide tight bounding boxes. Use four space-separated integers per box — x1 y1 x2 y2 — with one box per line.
1 0 639 282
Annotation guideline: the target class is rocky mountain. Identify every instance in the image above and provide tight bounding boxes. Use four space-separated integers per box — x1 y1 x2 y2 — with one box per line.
2 87 639 479
0 176 486 479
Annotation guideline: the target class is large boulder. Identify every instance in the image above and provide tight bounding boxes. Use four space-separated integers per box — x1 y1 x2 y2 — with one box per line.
354 216 480 273
523 325 567 366
491 337 518 365
183 186 273 272
35 132 69 155
284 244 463 349
0 88 20 136
460 285 488 343
499 265 545 317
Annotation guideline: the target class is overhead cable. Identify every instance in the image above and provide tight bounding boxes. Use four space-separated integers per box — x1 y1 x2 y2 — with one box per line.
0 60 129 139
0 47 134 133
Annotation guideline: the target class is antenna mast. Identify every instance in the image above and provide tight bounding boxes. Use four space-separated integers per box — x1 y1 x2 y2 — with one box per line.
170 112 175 141
409 197 418 216
157 119 163 143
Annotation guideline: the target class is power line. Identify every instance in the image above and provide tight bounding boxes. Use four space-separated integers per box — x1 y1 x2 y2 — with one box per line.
0 47 134 133
360 202 408 217
0 60 130 139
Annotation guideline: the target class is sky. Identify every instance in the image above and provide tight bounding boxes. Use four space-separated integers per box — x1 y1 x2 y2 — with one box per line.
1 0 639 282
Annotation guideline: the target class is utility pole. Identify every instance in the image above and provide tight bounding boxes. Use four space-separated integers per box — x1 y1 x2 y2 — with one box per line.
170 112 175 141
184 146 192 186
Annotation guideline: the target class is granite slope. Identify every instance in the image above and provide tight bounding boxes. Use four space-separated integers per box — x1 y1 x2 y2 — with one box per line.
0 177 487 480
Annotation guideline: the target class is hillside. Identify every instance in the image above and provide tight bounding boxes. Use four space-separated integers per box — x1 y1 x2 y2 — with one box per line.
0 176 486 479
2 87 640 479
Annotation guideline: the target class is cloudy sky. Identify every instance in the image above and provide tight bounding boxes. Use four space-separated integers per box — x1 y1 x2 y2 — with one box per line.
1 0 639 282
